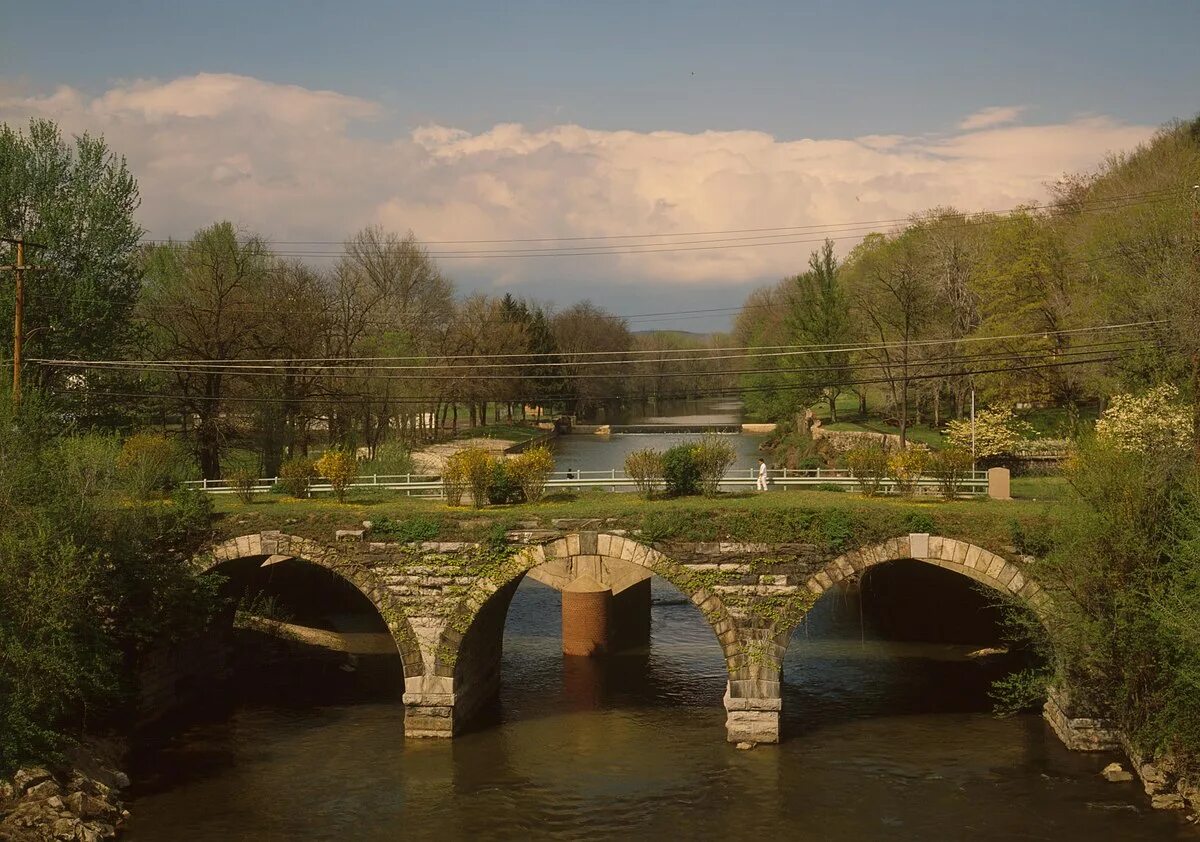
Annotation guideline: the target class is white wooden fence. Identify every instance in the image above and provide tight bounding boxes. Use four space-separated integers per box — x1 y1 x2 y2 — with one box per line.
184 467 990 498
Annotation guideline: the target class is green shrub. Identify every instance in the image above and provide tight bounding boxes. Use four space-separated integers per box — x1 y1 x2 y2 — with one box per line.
662 443 701 497
902 511 936 534
625 448 665 498
693 434 737 496
487 460 524 505
448 446 497 508
887 447 929 496
279 456 318 499
362 441 415 476
53 434 120 513
1009 516 1055 558
228 467 259 503
315 448 358 503
370 515 441 542
441 454 468 506
928 447 973 500
845 443 888 496
118 432 184 500
507 445 555 503
812 482 845 493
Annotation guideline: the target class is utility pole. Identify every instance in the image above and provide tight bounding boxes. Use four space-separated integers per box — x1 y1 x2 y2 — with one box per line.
1192 185 1200 466
1 236 45 405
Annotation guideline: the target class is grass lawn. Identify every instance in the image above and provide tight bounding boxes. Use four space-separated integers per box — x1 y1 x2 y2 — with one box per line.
1011 475 1072 501
211 485 1073 557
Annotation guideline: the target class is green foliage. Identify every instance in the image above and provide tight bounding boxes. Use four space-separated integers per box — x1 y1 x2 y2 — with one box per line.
315 448 358 503
0 393 218 769
507 445 555 504
486 460 524 505
625 448 666 499
662 444 701 497
887 447 929 496
361 441 415 476
990 667 1053 717
1094 383 1194 457
845 443 888 496
0 119 144 425
1009 515 1055 557
370 515 442 543
279 456 318 499
902 511 936 534
928 447 974 499
692 435 737 496
228 468 259 504
117 432 186 500
946 408 1034 460
441 454 468 507
448 446 499 509
1037 438 1200 773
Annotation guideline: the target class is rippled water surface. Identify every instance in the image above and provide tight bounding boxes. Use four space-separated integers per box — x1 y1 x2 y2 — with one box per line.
125 578 1189 841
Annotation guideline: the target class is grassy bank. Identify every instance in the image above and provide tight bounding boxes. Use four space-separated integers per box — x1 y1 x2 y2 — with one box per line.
211 486 1072 558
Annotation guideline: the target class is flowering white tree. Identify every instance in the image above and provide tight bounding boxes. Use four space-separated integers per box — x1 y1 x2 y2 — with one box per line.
945 407 1034 459
1094 384 1194 456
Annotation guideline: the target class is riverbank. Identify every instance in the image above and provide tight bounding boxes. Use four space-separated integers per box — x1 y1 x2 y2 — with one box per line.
1 746 130 841
409 424 554 473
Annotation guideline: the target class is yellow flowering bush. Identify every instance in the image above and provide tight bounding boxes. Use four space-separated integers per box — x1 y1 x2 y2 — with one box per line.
315 449 358 503
946 407 1034 459
1095 383 1193 456
887 447 929 496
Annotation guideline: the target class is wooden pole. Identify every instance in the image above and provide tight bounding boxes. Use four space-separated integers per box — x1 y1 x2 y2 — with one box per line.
12 238 24 405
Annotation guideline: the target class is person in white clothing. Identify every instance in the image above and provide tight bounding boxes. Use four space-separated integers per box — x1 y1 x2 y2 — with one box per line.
756 458 769 491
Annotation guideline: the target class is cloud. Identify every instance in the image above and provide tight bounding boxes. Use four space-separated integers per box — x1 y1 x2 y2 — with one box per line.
0 75 1155 299
958 105 1027 131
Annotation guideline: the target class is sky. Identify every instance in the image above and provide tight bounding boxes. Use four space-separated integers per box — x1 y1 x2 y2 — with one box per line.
1 0 1197 331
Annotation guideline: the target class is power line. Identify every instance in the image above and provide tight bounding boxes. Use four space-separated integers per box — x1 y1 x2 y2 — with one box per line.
32 319 1165 369
31 338 1153 383
46 352 1130 408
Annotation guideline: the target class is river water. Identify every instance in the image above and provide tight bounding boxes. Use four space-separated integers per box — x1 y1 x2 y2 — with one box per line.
551 398 766 475
123 401 1190 839
125 578 1187 840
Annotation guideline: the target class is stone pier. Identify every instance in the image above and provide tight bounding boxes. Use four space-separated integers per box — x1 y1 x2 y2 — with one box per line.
561 581 613 656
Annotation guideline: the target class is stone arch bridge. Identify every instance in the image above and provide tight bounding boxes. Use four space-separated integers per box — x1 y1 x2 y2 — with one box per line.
197 528 1046 744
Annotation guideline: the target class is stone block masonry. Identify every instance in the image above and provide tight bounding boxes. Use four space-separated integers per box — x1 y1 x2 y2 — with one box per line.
198 529 1046 746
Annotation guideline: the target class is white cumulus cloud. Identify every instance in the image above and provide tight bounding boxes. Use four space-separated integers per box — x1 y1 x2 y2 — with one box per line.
0 74 1156 299
958 105 1027 131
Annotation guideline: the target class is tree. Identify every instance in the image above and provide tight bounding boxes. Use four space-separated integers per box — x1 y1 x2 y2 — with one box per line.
843 232 941 447
786 239 852 421
0 119 143 423
328 227 455 453
552 301 632 419
139 223 272 479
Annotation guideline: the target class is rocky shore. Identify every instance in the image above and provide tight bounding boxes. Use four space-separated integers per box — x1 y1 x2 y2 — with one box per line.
0 759 128 842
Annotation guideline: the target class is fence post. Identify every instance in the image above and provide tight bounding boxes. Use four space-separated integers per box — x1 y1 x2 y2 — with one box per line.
202 478 208 492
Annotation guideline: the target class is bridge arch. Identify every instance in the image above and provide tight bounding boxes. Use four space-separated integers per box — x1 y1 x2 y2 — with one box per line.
800 533 1049 632
433 532 748 735
199 532 425 681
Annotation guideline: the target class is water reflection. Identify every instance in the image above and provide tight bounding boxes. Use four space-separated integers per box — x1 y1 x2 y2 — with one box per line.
125 574 1188 841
